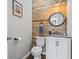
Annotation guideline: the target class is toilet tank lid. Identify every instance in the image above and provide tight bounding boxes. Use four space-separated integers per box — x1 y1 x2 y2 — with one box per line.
35 36 46 39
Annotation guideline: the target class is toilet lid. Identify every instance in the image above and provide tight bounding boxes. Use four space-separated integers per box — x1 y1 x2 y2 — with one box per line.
31 46 42 53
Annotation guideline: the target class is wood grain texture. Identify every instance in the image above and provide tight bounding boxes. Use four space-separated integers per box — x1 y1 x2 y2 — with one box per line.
32 0 67 44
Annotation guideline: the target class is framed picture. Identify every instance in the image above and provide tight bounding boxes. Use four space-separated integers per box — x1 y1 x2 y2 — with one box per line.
13 0 23 18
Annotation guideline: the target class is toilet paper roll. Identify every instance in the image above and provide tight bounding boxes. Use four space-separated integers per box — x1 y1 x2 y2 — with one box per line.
17 37 22 40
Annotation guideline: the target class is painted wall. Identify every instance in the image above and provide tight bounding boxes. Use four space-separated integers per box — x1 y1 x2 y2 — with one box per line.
7 0 32 59
67 0 72 37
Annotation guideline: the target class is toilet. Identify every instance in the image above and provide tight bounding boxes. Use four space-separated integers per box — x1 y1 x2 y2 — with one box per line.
31 36 45 59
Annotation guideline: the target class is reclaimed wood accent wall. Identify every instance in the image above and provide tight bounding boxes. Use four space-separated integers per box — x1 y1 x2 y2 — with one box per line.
32 0 67 46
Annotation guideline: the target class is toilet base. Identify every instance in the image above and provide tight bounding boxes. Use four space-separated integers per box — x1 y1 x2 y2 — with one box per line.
34 56 41 59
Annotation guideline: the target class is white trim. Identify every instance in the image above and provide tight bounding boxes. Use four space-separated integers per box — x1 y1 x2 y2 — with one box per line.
22 51 46 59
22 51 31 59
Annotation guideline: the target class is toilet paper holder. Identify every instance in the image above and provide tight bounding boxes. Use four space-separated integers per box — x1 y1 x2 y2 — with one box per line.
14 37 22 40
14 38 18 40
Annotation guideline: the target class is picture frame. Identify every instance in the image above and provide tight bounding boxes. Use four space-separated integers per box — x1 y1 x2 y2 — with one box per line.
13 0 23 18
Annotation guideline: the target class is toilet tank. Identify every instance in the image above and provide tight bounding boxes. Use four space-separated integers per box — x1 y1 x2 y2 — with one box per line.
36 36 45 47
46 37 71 59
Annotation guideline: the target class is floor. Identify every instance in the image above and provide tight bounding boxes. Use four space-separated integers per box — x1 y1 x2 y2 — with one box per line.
26 54 46 59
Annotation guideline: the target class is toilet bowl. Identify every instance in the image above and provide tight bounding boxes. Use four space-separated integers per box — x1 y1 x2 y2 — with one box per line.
31 36 45 59
31 46 42 59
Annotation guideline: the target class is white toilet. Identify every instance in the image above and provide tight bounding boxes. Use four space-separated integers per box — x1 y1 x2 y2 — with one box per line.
31 36 45 59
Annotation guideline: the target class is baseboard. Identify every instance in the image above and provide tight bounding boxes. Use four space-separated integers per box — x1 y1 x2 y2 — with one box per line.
22 51 46 59
22 51 31 59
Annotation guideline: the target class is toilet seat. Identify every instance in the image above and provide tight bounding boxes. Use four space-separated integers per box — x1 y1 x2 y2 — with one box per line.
31 46 42 53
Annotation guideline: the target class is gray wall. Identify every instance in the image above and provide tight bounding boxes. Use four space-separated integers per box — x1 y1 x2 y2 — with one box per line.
67 0 72 37
7 0 32 59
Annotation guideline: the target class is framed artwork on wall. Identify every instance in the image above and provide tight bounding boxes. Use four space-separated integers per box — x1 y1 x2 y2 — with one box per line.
13 0 23 18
